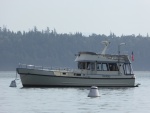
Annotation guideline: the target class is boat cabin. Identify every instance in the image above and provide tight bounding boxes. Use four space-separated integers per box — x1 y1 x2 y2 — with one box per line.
75 52 134 75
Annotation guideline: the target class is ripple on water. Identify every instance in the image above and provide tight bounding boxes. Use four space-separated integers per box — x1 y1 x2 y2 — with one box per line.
1 71 150 113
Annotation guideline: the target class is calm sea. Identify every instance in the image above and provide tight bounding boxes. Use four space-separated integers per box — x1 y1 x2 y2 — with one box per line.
0 71 150 113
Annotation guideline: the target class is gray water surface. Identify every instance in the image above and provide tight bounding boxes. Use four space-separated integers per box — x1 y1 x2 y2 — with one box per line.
0 71 150 113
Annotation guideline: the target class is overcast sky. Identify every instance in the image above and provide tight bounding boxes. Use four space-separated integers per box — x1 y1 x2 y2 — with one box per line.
0 0 150 36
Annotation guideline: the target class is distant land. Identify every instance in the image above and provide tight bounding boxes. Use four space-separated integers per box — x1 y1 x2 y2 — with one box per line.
0 26 150 71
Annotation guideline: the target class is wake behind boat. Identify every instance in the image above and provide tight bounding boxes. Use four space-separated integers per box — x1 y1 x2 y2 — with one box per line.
17 41 136 87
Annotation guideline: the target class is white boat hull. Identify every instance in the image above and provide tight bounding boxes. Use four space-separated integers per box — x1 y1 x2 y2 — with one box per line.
17 68 135 87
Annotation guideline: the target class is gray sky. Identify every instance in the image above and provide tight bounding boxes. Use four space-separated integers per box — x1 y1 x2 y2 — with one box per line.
0 0 150 36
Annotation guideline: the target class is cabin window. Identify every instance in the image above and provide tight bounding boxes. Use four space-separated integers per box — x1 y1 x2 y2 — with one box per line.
78 62 95 70
102 63 109 71
87 62 95 70
109 63 118 71
97 63 102 70
78 62 86 69
90 62 95 70
87 62 90 69
123 63 133 75
97 63 118 71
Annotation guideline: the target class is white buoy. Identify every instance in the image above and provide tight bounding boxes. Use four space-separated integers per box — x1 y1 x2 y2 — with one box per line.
88 86 100 97
9 80 17 87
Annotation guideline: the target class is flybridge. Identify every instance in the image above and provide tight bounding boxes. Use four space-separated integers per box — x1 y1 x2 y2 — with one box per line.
75 52 130 63
75 41 130 63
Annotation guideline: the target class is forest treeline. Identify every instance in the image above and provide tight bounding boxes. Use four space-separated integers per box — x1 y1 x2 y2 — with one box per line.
0 26 150 71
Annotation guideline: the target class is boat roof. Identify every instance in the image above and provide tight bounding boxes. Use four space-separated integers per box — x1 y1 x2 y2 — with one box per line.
75 51 130 63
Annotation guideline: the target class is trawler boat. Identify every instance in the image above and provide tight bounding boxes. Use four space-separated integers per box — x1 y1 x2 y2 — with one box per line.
17 41 136 87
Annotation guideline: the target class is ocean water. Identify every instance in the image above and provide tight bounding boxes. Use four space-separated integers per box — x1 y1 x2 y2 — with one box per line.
0 71 150 113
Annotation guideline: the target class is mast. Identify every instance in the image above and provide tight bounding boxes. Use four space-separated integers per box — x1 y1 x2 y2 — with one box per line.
118 43 126 75
101 41 110 55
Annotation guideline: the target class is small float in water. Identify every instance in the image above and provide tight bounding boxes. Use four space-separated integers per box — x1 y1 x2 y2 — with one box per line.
88 86 100 97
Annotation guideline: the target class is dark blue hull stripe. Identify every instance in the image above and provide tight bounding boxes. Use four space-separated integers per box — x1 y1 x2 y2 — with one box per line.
23 85 137 87
19 73 135 79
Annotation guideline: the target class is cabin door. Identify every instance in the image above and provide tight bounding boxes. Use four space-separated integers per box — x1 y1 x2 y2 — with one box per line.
88 62 96 75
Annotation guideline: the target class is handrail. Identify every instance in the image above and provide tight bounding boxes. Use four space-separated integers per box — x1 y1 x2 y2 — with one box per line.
18 63 73 72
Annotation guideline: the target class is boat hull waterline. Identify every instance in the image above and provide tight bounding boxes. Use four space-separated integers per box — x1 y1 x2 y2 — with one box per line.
19 73 135 87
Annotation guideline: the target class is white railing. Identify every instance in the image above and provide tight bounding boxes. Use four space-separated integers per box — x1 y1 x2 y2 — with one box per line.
18 63 73 72
18 64 97 76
